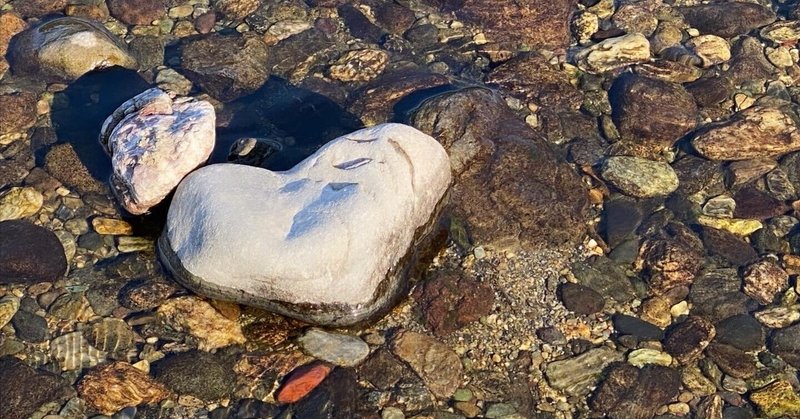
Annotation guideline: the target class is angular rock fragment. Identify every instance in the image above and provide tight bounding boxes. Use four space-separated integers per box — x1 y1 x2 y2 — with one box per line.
743 260 788 305
750 380 800 418
601 156 679 198
692 106 800 161
415 271 495 336
591 363 681 419
99 88 216 215
78 362 170 415
50 331 106 371
576 34 650 74
545 347 623 396
156 296 246 350
392 330 462 398
159 124 450 326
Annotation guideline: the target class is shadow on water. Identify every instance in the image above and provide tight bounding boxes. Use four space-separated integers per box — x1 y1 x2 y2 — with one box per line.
214 76 364 171
46 67 151 181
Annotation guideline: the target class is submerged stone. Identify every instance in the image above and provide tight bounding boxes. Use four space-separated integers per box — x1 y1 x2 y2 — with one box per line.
8 17 137 81
99 88 216 215
159 123 451 326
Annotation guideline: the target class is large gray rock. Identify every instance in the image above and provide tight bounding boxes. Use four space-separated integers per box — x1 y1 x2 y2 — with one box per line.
8 17 137 81
99 88 215 215
158 123 451 326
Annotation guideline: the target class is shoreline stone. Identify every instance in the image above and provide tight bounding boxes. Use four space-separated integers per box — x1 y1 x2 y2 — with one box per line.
159 123 451 326
99 88 216 215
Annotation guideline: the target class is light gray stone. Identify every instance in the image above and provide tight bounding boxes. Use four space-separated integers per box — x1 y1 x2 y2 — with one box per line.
159 123 451 326
298 328 370 367
99 88 215 215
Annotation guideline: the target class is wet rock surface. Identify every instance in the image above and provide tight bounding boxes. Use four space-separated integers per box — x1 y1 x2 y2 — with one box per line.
2 0 800 416
8 17 137 81
0 220 67 284
0 356 73 419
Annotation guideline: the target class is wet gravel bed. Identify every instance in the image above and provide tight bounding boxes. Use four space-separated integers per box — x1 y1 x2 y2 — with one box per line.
2 0 800 418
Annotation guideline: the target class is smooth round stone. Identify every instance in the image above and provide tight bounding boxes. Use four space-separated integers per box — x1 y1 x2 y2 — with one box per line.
714 314 764 351
298 328 370 367
601 156 679 198
0 220 67 284
8 17 137 81
559 283 605 315
152 351 234 401
158 123 451 326
11 310 50 343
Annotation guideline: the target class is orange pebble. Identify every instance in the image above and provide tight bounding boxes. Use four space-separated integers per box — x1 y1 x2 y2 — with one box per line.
276 362 333 404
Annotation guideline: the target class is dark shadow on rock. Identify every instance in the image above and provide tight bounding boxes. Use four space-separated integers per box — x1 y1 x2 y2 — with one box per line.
215 75 364 171
391 84 458 123
46 67 151 181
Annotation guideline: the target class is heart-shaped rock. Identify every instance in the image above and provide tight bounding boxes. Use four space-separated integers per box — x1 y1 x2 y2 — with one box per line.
158 123 451 326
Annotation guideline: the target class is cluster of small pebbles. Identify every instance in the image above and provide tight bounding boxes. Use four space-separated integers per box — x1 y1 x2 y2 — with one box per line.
1 0 800 418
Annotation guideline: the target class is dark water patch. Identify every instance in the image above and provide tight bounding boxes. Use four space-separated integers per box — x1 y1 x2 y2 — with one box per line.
391 83 458 123
214 76 363 171
47 67 150 181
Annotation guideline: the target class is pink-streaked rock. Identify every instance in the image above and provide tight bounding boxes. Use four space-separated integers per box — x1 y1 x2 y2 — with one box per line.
99 88 215 215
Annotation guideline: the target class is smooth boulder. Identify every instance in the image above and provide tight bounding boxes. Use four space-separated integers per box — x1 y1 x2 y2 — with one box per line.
158 123 451 326
8 17 137 81
0 220 67 284
99 88 216 215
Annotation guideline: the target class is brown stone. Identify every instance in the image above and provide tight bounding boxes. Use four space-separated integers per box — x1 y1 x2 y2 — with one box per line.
77 362 170 415
107 0 165 25
194 11 216 34
591 363 681 419
44 143 106 194
0 92 37 135
638 237 702 295
705 342 756 379
181 33 269 102
0 356 73 419
679 3 775 38
727 158 778 187
692 105 800 161
445 0 577 50
664 316 716 364
411 88 589 250
743 260 789 305
701 227 758 267
0 12 26 56
392 330 462 398
8 0 66 17
213 0 259 20
374 2 415 35
733 186 789 220
485 54 583 110
610 74 697 159
415 271 495 336
347 71 450 126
